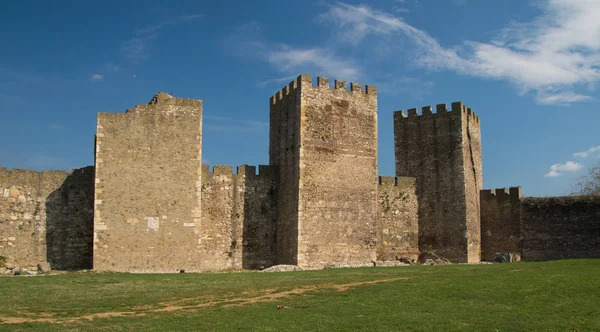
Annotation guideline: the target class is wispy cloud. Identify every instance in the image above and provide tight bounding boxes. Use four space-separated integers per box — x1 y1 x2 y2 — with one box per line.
267 46 360 80
122 14 203 63
105 63 122 72
545 161 584 177
228 22 361 82
48 123 64 131
574 145 600 158
257 75 298 87
90 73 104 81
318 1 600 105
134 14 203 36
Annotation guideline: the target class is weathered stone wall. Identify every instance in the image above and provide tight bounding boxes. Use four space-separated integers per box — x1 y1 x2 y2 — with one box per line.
94 93 205 272
298 75 378 268
0 167 94 270
480 187 522 261
377 176 419 262
520 196 600 261
269 79 302 265
200 164 276 270
239 165 276 269
393 102 482 263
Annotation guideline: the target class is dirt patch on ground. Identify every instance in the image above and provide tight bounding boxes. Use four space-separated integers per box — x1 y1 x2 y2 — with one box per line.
0 277 408 325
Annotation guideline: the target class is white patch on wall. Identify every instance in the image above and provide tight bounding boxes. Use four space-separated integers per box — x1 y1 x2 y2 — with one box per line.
147 217 159 231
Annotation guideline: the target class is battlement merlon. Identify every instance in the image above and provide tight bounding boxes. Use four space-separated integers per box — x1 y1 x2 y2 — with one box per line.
236 165 276 178
270 74 377 105
393 101 480 122
481 187 522 201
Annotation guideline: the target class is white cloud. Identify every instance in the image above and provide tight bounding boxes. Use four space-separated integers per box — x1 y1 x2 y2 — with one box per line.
227 23 360 82
105 63 122 72
318 1 600 105
134 14 203 36
90 73 104 81
123 14 203 63
122 37 152 62
574 145 600 158
266 46 360 80
545 161 583 177
48 123 64 131
257 75 299 87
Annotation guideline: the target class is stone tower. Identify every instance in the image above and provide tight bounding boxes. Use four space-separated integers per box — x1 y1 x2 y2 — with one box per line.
269 74 379 268
393 102 482 263
93 93 205 272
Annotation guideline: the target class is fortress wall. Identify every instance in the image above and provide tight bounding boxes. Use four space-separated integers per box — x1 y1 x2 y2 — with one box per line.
269 80 302 264
394 102 482 262
199 165 244 270
520 196 600 261
93 93 205 272
377 176 419 261
239 165 277 269
480 187 522 261
296 75 379 268
0 167 94 269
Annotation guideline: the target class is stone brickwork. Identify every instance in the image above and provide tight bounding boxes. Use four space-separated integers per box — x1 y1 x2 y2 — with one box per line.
270 75 379 269
377 176 419 262
200 164 276 270
269 79 301 265
5 72 597 273
0 167 94 270
93 93 205 272
480 190 600 261
480 187 522 261
393 102 482 263
520 196 600 261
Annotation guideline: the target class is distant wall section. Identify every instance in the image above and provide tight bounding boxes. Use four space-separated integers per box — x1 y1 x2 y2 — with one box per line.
480 187 522 261
520 196 600 261
0 167 94 270
377 176 419 261
480 189 600 261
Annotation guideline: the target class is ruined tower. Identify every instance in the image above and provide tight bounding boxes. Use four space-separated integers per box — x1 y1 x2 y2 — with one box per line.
393 102 482 263
270 74 379 268
93 93 205 272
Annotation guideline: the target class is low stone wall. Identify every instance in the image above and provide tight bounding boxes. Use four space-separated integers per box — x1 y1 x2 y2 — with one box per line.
0 167 94 270
520 196 600 261
481 188 600 261
480 187 522 261
377 176 419 262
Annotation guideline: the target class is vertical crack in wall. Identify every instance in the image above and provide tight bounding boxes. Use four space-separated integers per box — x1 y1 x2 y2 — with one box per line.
466 115 478 191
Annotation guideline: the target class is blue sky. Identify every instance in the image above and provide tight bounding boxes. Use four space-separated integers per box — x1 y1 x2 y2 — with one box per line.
1 0 599 197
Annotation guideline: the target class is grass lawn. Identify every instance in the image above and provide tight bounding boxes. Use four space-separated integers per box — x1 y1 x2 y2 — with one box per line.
0 259 598 331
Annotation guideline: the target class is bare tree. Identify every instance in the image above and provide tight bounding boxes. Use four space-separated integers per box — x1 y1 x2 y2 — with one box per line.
571 162 600 196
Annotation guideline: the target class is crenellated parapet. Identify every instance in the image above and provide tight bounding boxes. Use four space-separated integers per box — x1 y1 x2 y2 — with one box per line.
270 74 377 106
394 101 479 123
201 164 276 179
481 187 522 202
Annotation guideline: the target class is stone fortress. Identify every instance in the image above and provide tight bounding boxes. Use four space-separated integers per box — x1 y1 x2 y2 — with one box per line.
1 74 599 273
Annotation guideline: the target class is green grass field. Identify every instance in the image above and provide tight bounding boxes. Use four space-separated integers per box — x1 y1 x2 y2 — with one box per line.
0 259 598 331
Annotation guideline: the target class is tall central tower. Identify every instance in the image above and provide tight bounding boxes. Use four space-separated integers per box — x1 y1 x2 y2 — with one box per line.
269 75 379 268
